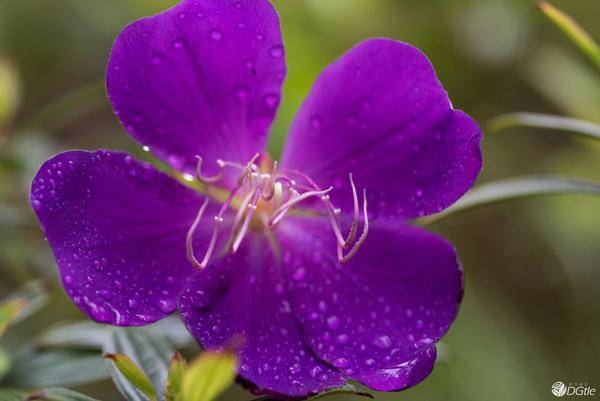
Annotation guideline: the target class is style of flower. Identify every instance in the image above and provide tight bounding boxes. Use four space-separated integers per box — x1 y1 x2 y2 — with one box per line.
30 0 482 398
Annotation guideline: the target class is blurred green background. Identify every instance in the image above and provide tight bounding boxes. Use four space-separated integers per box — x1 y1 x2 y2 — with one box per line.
0 0 599 400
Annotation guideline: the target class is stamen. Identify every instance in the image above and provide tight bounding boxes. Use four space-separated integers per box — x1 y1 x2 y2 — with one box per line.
231 188 261 253
338 189 369 264
186 198 210 270
201 216 224 268
261 161 278 201
269 187 333 226
195 156 223 184
344 173 360 247
195 154 257 268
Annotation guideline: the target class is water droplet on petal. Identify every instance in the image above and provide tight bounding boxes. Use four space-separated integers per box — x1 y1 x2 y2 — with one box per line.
263 93 279 109
326 315 340 330
332 357 349 368
269 45 284 58
210 29 223 41
374 335 393 349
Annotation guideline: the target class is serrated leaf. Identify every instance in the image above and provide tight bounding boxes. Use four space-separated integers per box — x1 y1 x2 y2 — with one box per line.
0 389 26 401
103 328 173 401
166 353 187 401
104 354 157 401
537 1 600 69
181 351 237 401
489 112 600 140
2 350 107 388
38 316 192 350
422 176 600 225
25 387 101 401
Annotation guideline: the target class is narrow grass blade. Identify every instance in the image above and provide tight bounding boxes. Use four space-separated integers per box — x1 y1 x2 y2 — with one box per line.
422 176 600 224
489 112 600 140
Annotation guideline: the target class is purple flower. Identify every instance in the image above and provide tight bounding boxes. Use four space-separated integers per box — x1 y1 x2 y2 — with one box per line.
30 0 482 398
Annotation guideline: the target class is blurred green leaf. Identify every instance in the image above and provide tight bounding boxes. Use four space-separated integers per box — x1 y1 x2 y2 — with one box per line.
0 389 25 401
38 317 192 350
25 387 100 401
523 45 600 122
0 57 21 128
537 1 600 68
104 354 157 401
2 281 50 327
181 351 237 401
24 79 105 133
0 348 10 380
36 322 107 350
422 176 600 224
489 112 600 140
104 328 173 401
166 353 187 401
0 300 26 338
2 350 107 388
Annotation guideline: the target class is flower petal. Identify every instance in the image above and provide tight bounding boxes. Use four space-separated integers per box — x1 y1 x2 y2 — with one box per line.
281 39 482 220
30 150 216 326
107 0 286 179
178 235 346 398
276 217 463 391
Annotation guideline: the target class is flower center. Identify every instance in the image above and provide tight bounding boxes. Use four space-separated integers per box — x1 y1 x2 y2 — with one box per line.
186 153 369 269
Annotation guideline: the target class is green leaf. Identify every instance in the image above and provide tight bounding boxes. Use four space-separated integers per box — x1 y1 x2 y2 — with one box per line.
488 112 600 140
0 299 26 338
35 322 107 350
251 384 372 401
38 317 192 350
2 350 107 388
104 354 157 401
1 280 50 328
421 176 600 225
166 353 187 401
103 328 174 401
537 1 600 69
181 351 237 401
25 387 101 401
0 347 11 380
0 389 26 401
305 384 373 400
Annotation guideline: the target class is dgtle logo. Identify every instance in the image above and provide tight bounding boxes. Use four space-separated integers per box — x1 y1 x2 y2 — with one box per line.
552 382 567 397
551 381 597 397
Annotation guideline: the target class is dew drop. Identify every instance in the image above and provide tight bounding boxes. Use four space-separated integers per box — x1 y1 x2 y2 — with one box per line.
289 362 301 374
293 267 306 281
233 83 251 101
263 93 279 109
210 29 223 41
173 39 185 49
332 357 349 368
269 45 284 58
326 315 340 330
374 334 393 349
336 334 349 344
